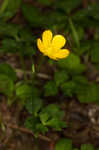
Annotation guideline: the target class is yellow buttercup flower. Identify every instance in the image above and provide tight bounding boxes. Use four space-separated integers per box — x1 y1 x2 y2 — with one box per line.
37 30 70 60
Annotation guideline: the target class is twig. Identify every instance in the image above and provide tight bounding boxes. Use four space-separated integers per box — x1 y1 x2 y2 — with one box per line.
15 68 51 80
8 124 51 142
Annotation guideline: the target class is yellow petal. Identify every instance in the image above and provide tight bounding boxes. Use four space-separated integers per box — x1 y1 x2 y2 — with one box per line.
37 38 45 53
52 35 66 50
42 30 52 48
54 49 70 59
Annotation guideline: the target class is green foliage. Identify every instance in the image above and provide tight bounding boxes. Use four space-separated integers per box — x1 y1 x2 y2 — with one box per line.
56 0 81 14
55 138 72 150
0 22 35 56
55 141 96 150
0 0 21 20
76 83 99 103
57 53 86 74
44 81 58 96
0 74 14 96
81 144 95 150
54 70 69 87
25 97 43 116
25 104 66 136
25 116 48 136
22 3 45 27
0 0 99 145
39 104 66 130
16 83 39 103
0 63 17 81
0 22 21 38
37 0 53 6
91 42 99 63
61 81 76 97
0 63 16 97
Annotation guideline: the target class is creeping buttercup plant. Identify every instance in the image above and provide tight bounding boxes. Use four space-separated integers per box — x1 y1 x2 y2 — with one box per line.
0 0 99 149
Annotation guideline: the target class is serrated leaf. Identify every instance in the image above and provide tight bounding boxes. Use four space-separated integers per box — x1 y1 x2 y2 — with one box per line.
25 116 48 136
55 138 72 150
0 63 17 81
39 104 65 130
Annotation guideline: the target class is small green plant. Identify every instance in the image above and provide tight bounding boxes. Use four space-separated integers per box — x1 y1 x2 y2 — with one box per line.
0 0 99 148
25 104 66 136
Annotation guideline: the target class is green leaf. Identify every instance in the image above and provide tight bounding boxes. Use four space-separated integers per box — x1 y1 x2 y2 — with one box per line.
0 63 17 81
1 38 20 53
1 38 34 55
22 3 45 27
61 81 76 97
39 104 66 130
44 81 58 96
72 75 88 85
0 0 21 20
46 118 66 131
25 97 43 116
56 0 81 14
91 42 99 63
55 138 72 150
54 70 69 87
16 83 32 100
0 22 21 38
74 41 91 55
25 116 48 136
16 83 39 100
57 53 85 74
76 83 99 103
81 144 94 150
0 74 14 96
